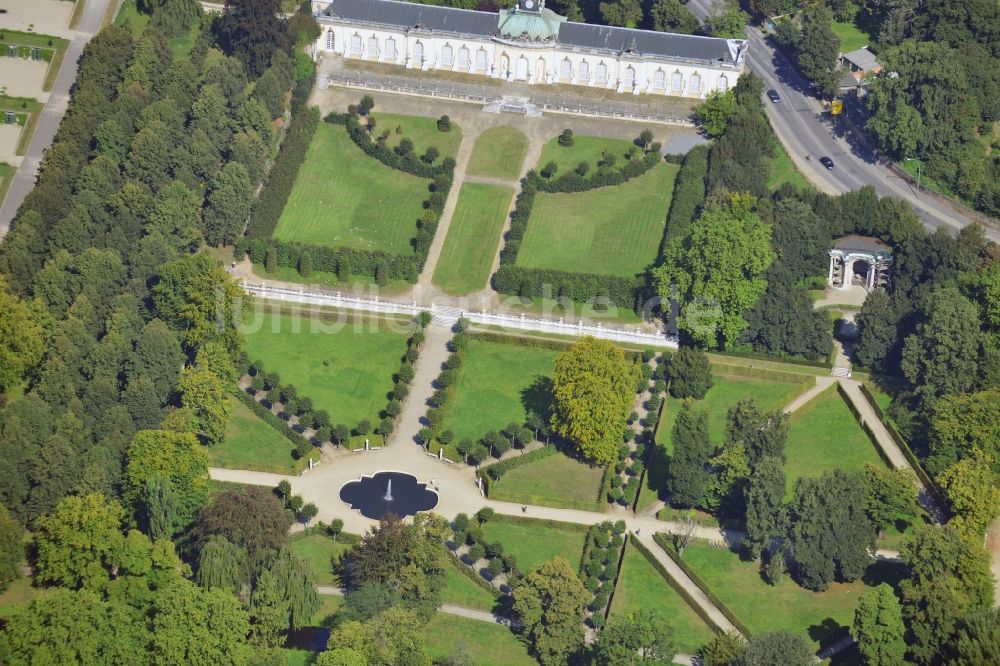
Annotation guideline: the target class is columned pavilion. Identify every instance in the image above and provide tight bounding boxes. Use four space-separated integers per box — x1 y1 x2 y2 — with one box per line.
828 235 892 292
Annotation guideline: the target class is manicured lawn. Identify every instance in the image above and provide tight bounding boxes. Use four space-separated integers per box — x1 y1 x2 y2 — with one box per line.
501 294 645 325
609 542 717 654
784 388 884 494
422 613 536 666
444 339 559 442
432 183 513 295
206 397 302 473
442 562 497 611
516 162 678 277
768 141 811 191
832 20 874 52
273 123 430 254
679 542 905 649
537 134 636 174
250 263 413 297
489 453 606 512
466 126 529 180
242 310 410 427
639 371 809 511
481 517 587 574
368 111 462 159
310 594 345 625
288 534 353 587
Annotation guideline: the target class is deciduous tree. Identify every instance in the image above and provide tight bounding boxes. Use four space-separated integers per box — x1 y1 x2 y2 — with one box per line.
512 557 589 666
743 455 786 561
668 346 713 399
853 583 906 666
668 400 712 508
735 631 813 666
125 429 208 531
593 610 677 664
34 492 125 589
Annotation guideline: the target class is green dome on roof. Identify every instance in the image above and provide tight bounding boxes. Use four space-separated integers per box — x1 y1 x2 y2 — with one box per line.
497 5 566 41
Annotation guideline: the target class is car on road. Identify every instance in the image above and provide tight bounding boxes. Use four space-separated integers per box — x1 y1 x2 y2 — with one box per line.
819 156 835 170
767 89 781 103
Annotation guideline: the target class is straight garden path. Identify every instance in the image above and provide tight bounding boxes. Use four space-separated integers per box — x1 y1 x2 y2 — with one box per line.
782 376 835 414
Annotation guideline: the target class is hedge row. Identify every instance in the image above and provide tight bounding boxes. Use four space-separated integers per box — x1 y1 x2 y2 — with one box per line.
493 168 647 310
651 533 751 637
711 362 816 385
236 236 420 283
446 549 502 600
246 106 320 239
326 111 455 179
536 150 661 193
578 521 628 627
478 444 558 495
660 144 709 254
383 322 427 437
233 389 316 467
467 331 572 352
858 384 948 513
487 511 591 534
710 346 832 370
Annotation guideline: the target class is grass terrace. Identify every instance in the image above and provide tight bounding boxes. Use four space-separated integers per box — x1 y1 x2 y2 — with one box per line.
368 111 462 159
442 561 497 611
272 123 430 254
422 613 536 666
609 542 717 654
480 517 587 574
499 294 646 325
241 309 411 426
537 134 635 174
466 126 529 180
639 369 810 511
784 387 884 495
516 162 678 277
488 453 606 512
205 397 305 473
679 541 906 650
444 338 559 442
432 183 513 295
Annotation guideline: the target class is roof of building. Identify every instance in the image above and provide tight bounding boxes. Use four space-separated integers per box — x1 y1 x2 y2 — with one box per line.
318 0 743 64
841 46 879 71
833 234 892 256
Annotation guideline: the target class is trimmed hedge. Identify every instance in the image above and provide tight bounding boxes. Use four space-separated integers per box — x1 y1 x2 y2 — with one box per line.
478 444 558 494
538 150 661 193
246 106 320 239
598 462 616 507
326 111 454 179
236 236 420 283
660 144 708 255
487 511 591 534
710 346 832 370
651 533 750 637
446 550 502 600
467 331 572 352
233 389 318 471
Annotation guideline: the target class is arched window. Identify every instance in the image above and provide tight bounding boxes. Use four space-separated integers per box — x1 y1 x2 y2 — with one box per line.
688 72 701 93
325 31 334 51
578 60 589 81
535 58 545 79
596 62 607 83
516 56 528 80
458 46 470 68
560 58 572 80
653 69 665 90
624 66 635 87
670 70 682 92
717 74 728 91
368 36 378 57
385 37 396 59
351 34 362 55
442 44 453 66
476 49 487 70
414 41 424 63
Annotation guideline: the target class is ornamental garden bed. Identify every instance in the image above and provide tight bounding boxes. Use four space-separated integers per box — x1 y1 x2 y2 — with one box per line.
432 183 514 295
678 541 906 650
608 541 717 654
637 368 813 512
241 309 413 428
466 126 528 180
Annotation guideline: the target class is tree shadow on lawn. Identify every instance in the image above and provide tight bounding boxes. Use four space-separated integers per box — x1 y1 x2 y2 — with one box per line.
520 376 553 422
808 617 849 646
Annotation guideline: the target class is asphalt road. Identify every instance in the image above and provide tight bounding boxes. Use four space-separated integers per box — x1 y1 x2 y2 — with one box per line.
0 0 114 234
685 0 996 239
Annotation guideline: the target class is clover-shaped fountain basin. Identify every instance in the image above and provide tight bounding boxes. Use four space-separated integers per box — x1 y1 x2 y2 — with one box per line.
339 471 438 519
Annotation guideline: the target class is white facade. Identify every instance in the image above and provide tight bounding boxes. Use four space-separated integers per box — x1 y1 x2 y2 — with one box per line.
311 3 743 98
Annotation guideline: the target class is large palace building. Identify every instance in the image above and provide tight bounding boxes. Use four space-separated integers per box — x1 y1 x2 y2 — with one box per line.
310 0 747 98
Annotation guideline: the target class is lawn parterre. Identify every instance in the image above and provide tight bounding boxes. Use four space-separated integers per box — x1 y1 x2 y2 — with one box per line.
784 387 884 494
205 397 303 473
432 183 513 294
287 534 353 587
443 338 559 442
516 162 678 277
466 126 529 180
639 370 810 511
488 452 606 512
537 134 636 174
369 112 462 159
609 542 717 654
442 562 497 611
241 309 411 427
679 542 906 649
422 613 536 666
272 122 431 254
480 517 587 574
